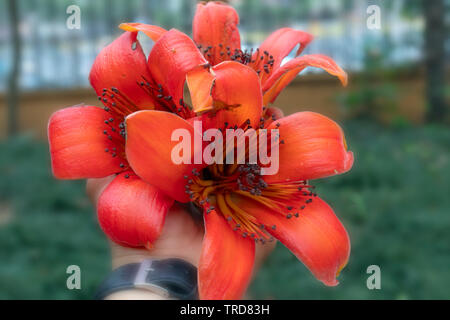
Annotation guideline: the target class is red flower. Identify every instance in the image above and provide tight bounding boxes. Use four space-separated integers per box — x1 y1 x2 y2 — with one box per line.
48 1 353 300
124 61 353 299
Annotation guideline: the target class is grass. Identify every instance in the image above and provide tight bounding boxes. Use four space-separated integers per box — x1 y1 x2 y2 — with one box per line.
0 121 449 299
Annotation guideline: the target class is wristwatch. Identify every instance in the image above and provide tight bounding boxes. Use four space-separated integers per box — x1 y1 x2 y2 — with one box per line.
94 258 198 300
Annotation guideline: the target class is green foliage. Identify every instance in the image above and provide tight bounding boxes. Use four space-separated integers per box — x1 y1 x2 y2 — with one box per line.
1 121 449 299
0 135 109 299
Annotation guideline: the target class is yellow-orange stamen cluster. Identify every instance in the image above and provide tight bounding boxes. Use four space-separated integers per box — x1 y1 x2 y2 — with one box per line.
184 116 317 243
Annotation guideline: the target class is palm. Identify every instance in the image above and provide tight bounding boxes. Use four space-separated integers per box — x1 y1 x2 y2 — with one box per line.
87 177 275 271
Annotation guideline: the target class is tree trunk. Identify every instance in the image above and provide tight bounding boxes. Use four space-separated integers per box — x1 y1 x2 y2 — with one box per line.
7 0 21 136
423 0 447 122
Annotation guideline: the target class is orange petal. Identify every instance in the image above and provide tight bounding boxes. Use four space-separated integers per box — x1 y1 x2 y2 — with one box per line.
185 65 214 112
148 29 207 111
263 54 348 105
265 111 354 183
125 110 205 203
193 1 241 65
119 23 167 42
187 61 263 131
198 209 255 300
89 32 158 109
236 195 350 286
98 172 173 248
48 105 125 179
253 28 313 85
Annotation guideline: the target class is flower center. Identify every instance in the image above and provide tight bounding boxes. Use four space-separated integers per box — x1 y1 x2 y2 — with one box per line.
186 162 316 243
185 116 317 243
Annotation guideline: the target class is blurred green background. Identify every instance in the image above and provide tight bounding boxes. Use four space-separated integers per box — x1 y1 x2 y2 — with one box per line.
0 0 449 299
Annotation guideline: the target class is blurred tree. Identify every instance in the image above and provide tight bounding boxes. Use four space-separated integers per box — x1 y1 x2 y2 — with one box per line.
423 0 448 122
7 0 21 136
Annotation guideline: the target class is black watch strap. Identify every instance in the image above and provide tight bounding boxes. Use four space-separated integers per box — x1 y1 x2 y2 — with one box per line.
94 258 198 300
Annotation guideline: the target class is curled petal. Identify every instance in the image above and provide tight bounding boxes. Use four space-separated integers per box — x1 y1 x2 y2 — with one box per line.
48 106 125 179
119 23 167 42
125 110 206 203
265 111 354 183
253 28 313 84
187 61 263 131
89 32 158 109
198 209 255 300
263 54 348 105
98 172 173 248
148 29 207 111
236 195 350 286
185 65 215 112
193 1 241 65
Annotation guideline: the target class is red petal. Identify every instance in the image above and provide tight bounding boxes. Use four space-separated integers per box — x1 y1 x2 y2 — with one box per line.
89 32 158 109
119 23 167 42
263 54 348 105
148 29 207 111
193 1 241 65
198 209 255 300
97 172 173 248
125 110 206 203
265 112 354 183
187 61 263 131
48 106 125 179
253 28 313 84
236 195 350 286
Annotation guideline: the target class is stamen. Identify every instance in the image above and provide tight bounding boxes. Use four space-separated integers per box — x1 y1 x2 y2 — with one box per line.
183 122 316 243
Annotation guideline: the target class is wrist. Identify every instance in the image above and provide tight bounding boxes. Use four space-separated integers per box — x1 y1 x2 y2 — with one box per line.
105 289 167 300
110 242 199 269
96 257 198 300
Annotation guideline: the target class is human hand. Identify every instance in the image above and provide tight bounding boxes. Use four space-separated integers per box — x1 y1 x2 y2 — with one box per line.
87 176 276 299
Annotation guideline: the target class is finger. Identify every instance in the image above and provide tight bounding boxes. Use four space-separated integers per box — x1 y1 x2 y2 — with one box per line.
86 175 115 205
